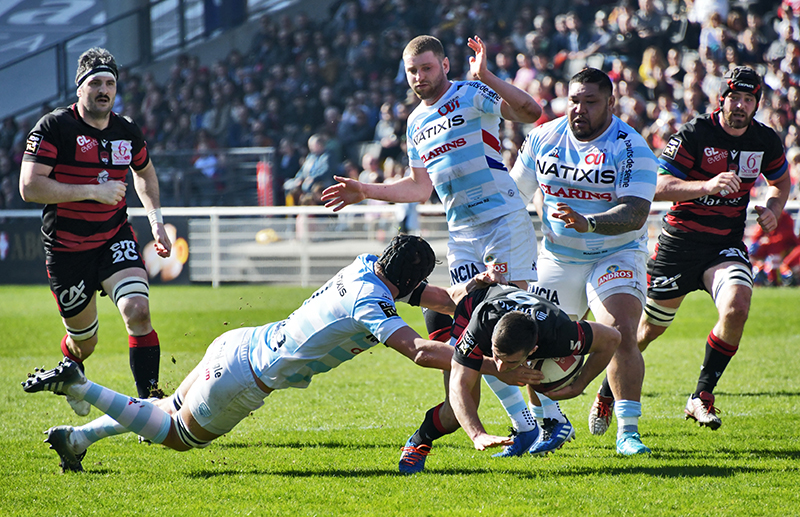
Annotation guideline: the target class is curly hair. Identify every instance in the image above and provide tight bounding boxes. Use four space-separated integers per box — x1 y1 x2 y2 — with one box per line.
75 47 118 86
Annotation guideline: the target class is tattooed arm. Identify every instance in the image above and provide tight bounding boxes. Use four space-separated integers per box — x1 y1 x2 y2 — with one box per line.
551 196 651 234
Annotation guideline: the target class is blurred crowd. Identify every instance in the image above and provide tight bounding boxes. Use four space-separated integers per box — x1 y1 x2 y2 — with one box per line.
2 0 800 213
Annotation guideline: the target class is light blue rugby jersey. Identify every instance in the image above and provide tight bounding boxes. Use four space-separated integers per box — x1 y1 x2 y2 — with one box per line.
248 254 408 390
406 80 528 231
510 115 657 262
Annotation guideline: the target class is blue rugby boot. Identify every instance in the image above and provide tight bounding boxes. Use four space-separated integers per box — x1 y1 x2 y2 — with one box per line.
616 431 651 455
399 435 431 474
529 417 575 456
492 426 539 457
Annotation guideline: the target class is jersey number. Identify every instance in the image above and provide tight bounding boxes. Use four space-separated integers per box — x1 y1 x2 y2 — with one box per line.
505 290 541 308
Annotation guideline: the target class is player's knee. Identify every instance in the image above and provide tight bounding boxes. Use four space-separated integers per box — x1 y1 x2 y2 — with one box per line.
720 298 750 326
638 321 665 349
119 295 152 328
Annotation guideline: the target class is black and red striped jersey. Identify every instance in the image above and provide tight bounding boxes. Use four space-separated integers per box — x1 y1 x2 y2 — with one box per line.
22 104 150 252
658 110 787 244
450 284 592 371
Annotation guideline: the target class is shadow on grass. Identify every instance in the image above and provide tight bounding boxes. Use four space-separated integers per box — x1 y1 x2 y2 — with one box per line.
186 465 496 479
213 440 466 451
714 391 800 398
652 447 800 461
644 390 800 398
511 464 774 480
185 463 775 480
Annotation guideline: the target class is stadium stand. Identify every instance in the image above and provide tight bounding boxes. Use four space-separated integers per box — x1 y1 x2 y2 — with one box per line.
1 0 798 214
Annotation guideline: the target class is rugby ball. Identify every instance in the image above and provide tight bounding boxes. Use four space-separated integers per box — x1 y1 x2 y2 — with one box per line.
530 354 585 392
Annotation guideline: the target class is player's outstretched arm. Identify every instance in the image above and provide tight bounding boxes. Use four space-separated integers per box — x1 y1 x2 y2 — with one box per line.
544 321 620 400
321 168 433 212
384 326 455 370
450 360 513 450
467 35 541 124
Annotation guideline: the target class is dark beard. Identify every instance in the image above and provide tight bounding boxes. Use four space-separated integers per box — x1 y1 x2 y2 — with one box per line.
724 109 753 129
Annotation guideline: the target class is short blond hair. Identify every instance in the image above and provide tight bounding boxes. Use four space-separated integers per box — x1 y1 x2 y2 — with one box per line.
403 35 445 61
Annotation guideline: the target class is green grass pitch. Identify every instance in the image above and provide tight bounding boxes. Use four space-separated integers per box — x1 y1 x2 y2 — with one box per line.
1 284 799 516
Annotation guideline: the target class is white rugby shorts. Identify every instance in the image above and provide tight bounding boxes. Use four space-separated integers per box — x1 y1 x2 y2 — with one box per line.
446 208 538 285
529 247 647 318
183 327 267 436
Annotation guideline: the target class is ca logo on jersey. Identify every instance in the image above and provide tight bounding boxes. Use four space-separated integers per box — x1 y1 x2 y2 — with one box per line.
59 281 88 311
720 247 747 261
649 273 681 293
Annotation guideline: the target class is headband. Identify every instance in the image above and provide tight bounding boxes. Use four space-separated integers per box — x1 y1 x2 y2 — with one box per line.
76 64 118 87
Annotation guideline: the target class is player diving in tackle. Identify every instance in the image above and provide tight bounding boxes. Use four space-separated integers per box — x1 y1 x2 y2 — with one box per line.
22 235 540 473
399 284 620 474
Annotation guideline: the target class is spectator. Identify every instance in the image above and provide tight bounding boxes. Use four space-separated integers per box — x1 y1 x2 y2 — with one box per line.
639 46 668 95
358 153 382 184
699 11 728 63
664 47 687 93
0 116 19 152
374 101 403 162
273 137 301 205
632 0 669 46
202 91 232 143
6 0 800 214
191 134 222 206
283 134 336 205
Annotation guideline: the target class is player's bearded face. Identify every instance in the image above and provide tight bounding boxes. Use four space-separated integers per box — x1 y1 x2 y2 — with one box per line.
567 82 613 141
405 51 449 102
722 91 757 129
79 76 116 117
